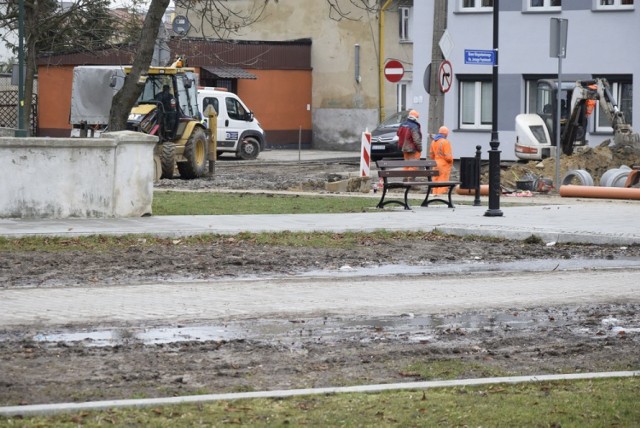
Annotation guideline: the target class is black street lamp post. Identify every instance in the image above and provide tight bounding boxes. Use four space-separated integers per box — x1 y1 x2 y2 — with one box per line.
485 0 503 217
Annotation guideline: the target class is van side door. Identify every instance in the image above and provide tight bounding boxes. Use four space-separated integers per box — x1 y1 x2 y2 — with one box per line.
223 96 253 149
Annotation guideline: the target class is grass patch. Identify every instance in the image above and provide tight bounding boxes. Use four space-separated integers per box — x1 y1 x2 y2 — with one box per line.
152 191 391 215
403 359 509 380
4 378 638 427
0 230 449 252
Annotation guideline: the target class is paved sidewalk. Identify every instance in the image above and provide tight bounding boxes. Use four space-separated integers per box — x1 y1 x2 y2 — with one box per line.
0 200 638 245
3 148 637 244
2 269 639 327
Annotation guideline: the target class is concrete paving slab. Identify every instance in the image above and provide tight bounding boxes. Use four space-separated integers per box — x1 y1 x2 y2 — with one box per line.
1 201 638 245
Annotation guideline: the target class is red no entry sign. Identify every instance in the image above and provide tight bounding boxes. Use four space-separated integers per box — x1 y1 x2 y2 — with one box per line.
384 60 404 83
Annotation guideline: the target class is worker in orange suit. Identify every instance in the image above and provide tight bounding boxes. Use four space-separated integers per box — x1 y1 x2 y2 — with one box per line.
585 84 597 117
429 126 453 195
396 110 422 171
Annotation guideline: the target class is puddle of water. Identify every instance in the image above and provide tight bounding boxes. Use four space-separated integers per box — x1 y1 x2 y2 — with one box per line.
20 312 554 347
15 308 638 347
33 325 242 347
299 258 640 278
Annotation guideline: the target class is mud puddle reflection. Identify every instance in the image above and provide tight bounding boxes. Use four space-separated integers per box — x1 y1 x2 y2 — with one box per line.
20 308 639 347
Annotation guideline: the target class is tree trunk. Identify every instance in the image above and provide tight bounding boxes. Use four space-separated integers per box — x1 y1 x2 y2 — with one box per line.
428 0 447 137
23 38 38 137
22 0 40 137
108 0 170 131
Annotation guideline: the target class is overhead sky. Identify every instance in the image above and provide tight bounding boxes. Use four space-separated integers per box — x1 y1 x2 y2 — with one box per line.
1 35 15 64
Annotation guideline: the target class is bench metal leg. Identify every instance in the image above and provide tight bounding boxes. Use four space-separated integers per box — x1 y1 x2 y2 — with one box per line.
377 185 411 210
421 185 456 208
376 186 388 209
402 187 411 210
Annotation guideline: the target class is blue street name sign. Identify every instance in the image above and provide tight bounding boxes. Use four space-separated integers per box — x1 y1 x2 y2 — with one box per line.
464 49 495 65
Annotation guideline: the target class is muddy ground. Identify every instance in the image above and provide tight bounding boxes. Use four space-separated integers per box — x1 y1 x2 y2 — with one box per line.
1 154 639 407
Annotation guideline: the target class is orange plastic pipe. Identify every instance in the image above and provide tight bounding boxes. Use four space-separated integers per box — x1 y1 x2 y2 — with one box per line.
456 185 489 196
559 185 640 200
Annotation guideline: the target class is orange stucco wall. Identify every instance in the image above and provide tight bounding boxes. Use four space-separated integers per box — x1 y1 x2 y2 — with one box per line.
237 69 312 147
238 70 312 129
38 66 74 137
38 65 312 146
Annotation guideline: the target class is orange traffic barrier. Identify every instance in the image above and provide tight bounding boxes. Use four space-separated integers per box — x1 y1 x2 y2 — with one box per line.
559 185 640 200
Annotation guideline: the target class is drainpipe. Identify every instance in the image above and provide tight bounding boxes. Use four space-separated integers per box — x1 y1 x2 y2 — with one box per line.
559 185 640 200
379 0 393 123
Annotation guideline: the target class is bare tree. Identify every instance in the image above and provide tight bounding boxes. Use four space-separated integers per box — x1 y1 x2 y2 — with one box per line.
106 0 386 130
0 0 116 135
107 0 282 130
107 0 171 131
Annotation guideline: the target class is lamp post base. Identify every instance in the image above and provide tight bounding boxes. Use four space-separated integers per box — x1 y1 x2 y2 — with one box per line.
484 208 503 217
484 135 503 217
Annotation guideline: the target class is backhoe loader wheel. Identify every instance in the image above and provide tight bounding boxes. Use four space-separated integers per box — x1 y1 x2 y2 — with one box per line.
160 142 176 179
237 136 260 160
177 127 208 179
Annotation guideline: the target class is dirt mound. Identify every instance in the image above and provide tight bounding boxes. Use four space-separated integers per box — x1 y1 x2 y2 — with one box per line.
500 145 639 189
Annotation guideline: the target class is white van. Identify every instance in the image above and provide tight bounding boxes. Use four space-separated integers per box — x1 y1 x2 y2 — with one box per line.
197 87 266 160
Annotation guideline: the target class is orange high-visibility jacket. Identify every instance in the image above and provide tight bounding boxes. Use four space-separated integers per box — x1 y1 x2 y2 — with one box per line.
429 135 453 167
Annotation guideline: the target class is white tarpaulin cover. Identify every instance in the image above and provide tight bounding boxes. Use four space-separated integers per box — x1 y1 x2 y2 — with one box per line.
70 66 126 125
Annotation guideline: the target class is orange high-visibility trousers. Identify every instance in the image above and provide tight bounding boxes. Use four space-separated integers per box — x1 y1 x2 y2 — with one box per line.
403 150 421 170
429 138 453 194
431 159 452 194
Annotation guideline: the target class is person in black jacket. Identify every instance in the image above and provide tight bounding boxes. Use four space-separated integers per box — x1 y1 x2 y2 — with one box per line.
155 84 177 137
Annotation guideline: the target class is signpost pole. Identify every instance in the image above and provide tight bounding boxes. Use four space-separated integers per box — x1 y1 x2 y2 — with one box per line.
550 18 568 192
555 52 563 191
485 0 503 217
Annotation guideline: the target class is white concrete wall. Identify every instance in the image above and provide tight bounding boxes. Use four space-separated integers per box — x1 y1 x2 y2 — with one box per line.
0 127 16 137
0 131 157 218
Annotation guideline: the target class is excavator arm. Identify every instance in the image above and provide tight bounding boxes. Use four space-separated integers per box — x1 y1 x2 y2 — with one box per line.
561 78 640 155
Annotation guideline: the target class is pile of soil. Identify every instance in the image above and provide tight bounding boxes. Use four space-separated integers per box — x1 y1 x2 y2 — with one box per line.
499 144 639 190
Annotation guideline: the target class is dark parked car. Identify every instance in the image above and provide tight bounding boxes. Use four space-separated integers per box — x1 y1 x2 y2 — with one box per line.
370 110 409 161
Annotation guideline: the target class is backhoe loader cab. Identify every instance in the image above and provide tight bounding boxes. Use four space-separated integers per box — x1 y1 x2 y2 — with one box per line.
126 66 209 180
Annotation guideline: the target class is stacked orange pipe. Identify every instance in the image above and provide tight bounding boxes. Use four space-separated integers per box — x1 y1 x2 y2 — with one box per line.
560 185 640 200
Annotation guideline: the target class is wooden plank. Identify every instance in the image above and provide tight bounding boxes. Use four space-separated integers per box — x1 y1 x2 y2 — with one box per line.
378 170 438 178
376 159 436 169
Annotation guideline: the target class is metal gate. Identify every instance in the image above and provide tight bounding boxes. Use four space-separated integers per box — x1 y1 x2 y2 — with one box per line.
0 90 38 135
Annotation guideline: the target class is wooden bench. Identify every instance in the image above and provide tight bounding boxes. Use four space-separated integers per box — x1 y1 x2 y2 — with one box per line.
375 159 460 210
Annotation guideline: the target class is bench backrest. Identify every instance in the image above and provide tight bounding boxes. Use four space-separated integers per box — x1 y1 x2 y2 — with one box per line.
376 159 439 179
377 169 439 178
376 159 436 170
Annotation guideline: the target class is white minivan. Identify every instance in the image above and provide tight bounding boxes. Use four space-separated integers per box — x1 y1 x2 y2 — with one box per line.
197 87 266 160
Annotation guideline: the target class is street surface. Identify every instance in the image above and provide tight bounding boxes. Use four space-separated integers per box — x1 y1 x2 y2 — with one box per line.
1 151 639 408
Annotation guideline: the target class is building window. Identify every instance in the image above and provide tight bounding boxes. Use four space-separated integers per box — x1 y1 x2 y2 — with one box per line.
594 0 634 10
459 0 493 12
596 81 633 132
524 0 562 12
397 83 407 112
460 80 492 129
399 7 411 41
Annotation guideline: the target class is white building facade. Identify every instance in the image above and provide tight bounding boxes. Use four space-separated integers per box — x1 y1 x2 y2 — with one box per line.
412 0 638 161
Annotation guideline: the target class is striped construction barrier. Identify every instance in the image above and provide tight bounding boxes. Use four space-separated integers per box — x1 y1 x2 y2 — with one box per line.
360 130 371 177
